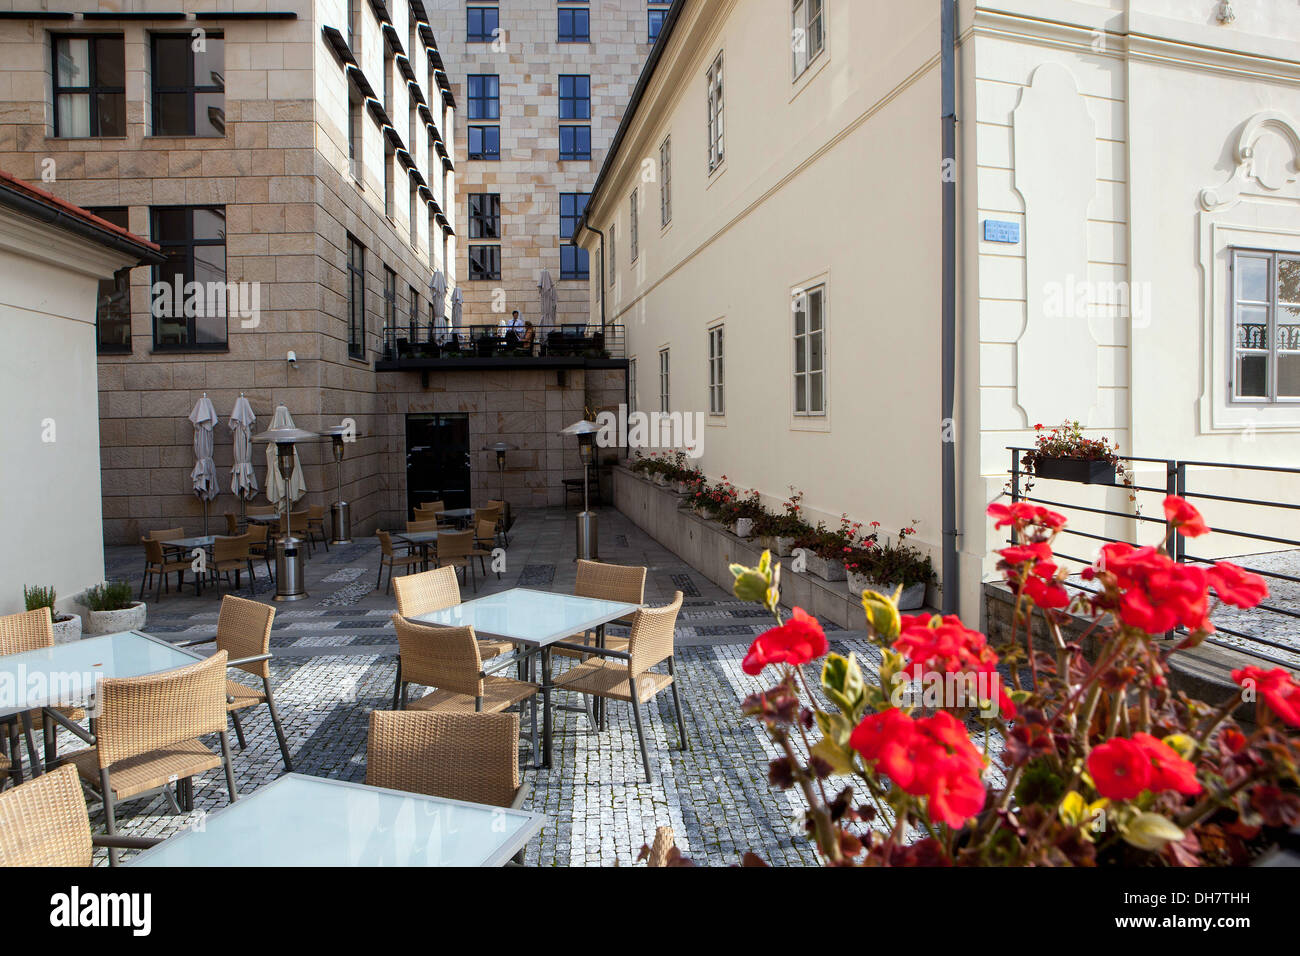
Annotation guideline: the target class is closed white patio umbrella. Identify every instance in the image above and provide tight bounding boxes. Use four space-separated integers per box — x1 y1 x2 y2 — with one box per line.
228 394 258 518
538 269 557 335
450 286 463 333
430 270 447 342
264 404 306 509
189 393 219 535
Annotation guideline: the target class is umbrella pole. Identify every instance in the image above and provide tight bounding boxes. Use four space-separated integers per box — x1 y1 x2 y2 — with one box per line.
202 497 209 537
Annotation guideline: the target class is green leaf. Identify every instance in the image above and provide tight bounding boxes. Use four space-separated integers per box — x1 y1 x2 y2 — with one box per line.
811 736 858 777
1122 813 1185 851
821 652 866 718
861 589 901 642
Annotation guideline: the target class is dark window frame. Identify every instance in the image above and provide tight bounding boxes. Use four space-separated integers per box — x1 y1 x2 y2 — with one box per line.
466 73 500 120
559 124 591 160
466 6 499 43
648 8 668 43
468 193 501 239
150 204 229 351
347 234 366 360
560 192 589 280
468 244 502 281
150 31 225 137
468 124 501 160
558 74 590 120
51 33 126 138
558 7 590 42
88 205 132 353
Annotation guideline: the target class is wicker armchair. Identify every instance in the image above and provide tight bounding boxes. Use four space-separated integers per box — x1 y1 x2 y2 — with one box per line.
436 529 477 592
210 533 256 596
62 650 237 865
486 499 510 545
405 519 441 533
223 512 239 535
140 535 191 601
176 596 292 771
552 560 647 660
0 608 86 783
392 568 512 708
645 826 679 867
472 519 500 580
306 504 330 553
388 615 538 765
552 592 686 783
246 521 274 580
376 530 423 593
0 764 161 866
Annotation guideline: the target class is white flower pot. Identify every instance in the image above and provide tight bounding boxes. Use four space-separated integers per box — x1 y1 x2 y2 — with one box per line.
51 614 82 644
775 535 797 557
807 554 847 582
86 601 148 636
732 517 754 538
846 574 925 610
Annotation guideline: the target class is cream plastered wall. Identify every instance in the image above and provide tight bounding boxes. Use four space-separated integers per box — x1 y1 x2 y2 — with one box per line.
583 0 949 602
0 207 142 615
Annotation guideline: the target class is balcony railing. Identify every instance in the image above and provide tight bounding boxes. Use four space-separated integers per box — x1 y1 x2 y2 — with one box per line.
377 323 626 370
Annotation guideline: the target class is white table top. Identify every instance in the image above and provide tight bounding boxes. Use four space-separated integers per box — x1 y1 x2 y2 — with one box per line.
410 587 640 647
0 630 201 719
128 773 544 867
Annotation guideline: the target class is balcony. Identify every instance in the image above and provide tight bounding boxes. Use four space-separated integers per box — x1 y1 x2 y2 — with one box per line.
376 323 627 372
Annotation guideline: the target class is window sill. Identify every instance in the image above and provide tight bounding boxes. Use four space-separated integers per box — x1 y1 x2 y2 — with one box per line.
790 49 829 104
706 159 728 189
149 346 230 355
143 134 227 141
48 135 128 142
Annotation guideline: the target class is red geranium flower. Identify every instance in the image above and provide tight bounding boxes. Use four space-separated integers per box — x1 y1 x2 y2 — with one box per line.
1232 666 1300 728
1163 495 1209 538
1131 733 1202 796
1207 562 1268 609
1024 575 1070 610
742 607 828 675
1087 738 1150 800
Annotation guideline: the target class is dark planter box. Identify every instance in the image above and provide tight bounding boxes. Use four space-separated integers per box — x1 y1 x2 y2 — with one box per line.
1032 456 1116 485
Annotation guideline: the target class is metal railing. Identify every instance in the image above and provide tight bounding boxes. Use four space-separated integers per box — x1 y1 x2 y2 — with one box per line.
380 323 626 362
1007 447 1300 669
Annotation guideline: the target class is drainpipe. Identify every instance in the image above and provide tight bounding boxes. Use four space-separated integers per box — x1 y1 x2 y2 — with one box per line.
940 0 960 615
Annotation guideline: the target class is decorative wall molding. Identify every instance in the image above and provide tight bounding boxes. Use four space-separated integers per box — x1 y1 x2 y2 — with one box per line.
1199 110 1300 211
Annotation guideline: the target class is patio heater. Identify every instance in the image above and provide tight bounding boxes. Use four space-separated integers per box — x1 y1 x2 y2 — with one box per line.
560 420 600 560
320 424 353 545
482 441 518 529
254 426 318 602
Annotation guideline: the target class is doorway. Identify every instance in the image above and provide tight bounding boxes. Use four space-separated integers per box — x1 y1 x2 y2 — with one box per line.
405 413 471 513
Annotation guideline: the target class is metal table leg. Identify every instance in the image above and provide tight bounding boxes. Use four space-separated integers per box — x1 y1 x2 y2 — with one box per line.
542 647 553 769
19 710 42 777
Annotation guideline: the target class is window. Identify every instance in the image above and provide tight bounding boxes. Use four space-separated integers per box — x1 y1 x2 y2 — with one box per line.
467 6 499 43
659 136 672 226
150 206 228 349
648 5 668 43
347 234 365 358
384 148 395 219
383 266 397 335
706 52 724 173
408 284 420 337
151 32 225 136
793 286 826 415
559 124 591 160
468 193 501 239
628 357 638 414
467 74 499 119
558 6 590 42
792 0 826 78
88 206 131 352
708 324 725 415
658 348 670 412
468 124 500 160
347 91 362 174
560 193 589 280
558 74 590 120
468 245 501 280
52 35 125 137
629 189 639 263
348 0 362 59
1231 249 1300 402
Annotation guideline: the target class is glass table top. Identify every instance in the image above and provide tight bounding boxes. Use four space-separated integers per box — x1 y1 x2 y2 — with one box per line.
0 631 201 717
410 587 641 646
398 531 441 544
160 536 216 549
129 774 543 867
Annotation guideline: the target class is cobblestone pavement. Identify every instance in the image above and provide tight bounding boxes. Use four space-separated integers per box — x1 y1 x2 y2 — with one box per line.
71 506 875 866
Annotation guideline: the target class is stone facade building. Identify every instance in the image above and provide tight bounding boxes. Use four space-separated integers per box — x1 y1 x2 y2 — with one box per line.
0 0 631 544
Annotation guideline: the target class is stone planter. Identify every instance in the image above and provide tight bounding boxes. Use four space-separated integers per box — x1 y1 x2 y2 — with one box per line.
51 614 82 644
85 601 147 636
805 553 847 582
732 517 754 538
775 535 798 557
846 574 925 610
651 473 668 487
757 535 779 555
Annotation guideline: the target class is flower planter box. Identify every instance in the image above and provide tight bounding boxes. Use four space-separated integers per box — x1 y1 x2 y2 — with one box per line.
775 536 797 557
1032 456 1116 485
85 601 147 636
846 573 926 610
805 553 847 582
52 614 82 644
732 517 754 538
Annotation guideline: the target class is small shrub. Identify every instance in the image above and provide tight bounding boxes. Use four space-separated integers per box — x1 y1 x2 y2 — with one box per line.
84 580 136 612
23 585 56 612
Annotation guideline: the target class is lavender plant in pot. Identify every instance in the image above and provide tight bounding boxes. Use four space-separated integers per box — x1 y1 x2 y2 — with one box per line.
24 585 80 643
83 580 147 635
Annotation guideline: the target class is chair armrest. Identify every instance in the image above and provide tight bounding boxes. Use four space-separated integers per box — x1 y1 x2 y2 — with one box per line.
510 780 531 811
45 707 94 744
173 636 216 648
227 653 272 668
94 834 163 851
549 641 631 661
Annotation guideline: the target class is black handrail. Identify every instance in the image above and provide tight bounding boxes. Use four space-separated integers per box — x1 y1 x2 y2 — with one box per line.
380 323 625 361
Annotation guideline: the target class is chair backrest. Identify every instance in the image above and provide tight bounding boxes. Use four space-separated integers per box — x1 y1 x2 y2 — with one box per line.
437 530 473 559
95 651 229 769
143 537 165 565
393 566 461 618
0 607 54 656
246 505 275 516
377 530 396 556
406 519 440 533
246 522 268 544
415 500 445 515
390 615 482 697
575 559 647 606
0 764 93 866
474 506 500 527
367 710 520 808
628 591 683 675
308 504 325 519
146 527 184 541
215 595 274 678
213 533 251 563
474 519 497 544
224 513 239 535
